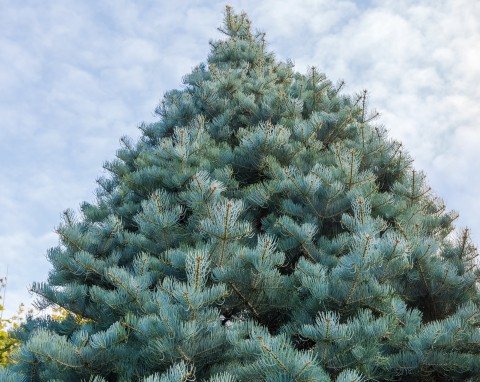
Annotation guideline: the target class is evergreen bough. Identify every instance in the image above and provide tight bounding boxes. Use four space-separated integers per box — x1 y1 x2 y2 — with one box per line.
4 7 480 382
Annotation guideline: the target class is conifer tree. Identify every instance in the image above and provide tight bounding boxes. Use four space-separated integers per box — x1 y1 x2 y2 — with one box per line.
3 7 480 382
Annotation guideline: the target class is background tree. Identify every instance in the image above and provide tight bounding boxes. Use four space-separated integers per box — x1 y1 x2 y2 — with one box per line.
0 276 27 368
2 7 480 382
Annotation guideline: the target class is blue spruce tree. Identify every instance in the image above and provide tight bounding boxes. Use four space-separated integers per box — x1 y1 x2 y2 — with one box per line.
3 7 480 382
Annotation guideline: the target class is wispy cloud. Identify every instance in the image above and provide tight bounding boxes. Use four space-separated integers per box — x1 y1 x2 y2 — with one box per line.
1 0 479 317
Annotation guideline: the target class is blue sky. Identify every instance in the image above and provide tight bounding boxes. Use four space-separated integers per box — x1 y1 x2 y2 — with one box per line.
1 0 479 319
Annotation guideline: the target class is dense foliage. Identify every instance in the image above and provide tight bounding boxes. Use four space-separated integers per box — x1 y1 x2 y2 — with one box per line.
3 8 480 382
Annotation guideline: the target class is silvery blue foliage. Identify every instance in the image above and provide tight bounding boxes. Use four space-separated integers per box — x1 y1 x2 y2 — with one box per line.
4 6 480 382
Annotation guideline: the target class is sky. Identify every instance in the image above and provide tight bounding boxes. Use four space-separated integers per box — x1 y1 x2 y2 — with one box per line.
1 0 479 319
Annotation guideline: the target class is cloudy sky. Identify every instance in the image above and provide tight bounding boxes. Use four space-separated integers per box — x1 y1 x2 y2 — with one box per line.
1 0 479 319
